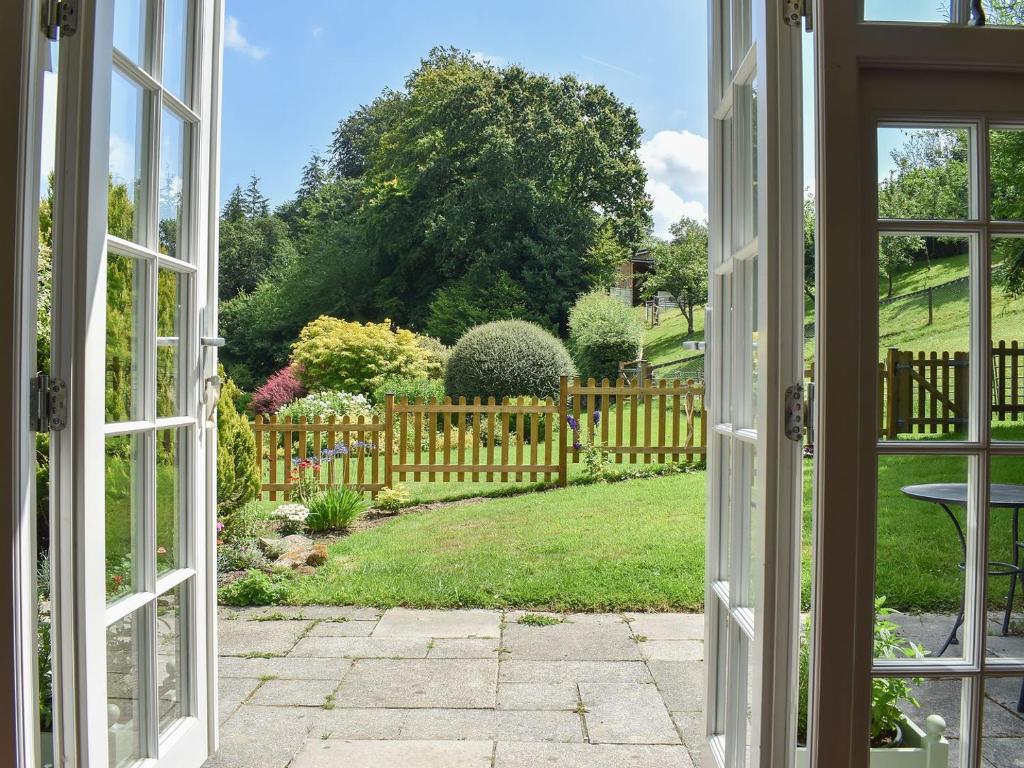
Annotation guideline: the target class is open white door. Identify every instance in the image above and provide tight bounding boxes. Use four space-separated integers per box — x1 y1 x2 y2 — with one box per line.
705 1 805 766
50 1 223 766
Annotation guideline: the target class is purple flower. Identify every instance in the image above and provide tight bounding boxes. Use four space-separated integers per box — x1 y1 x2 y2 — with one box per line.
215 520 225 532
566 415 579 432
592 410 601 426
573 441 583 451
291 457 301 466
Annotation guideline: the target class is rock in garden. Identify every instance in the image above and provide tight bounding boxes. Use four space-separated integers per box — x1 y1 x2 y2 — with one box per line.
307 543 329 567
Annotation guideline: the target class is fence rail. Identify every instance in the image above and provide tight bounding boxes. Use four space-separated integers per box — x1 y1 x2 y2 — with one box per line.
251 376 707 500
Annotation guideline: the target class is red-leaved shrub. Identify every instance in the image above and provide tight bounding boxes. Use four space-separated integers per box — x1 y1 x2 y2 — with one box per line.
250 365 306 415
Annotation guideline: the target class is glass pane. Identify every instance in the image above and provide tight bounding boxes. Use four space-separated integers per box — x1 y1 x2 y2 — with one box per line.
991 128 1024 221
734 0 752 59
718 273 734 425
746 257 759 427
863 678 960 764
992 237 1024 439
878 235 971 441
732 85 757 249
156 428 184 575
157 269 186 418
986 455 1024 658
719 0 733 91
159 108 188 260
981 2 1024 26
106 252 145 423
106 434 140 602
109 70 149 244
721 115 734 259
862 0 949 24
162 0 191 103
743 442 760 612
710 602 730 739
157 585 187 731
876 455 969 659
716 439 733 580
107 610 143 768
113 0 150 68
877 126 970 220
981 677 1024 767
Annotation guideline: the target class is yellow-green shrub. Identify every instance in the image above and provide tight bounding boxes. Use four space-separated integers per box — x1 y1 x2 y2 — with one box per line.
217 370 260 514
291 316 430 395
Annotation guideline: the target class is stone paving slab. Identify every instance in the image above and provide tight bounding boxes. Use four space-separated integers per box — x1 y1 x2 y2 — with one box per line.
372 608 501 638
291 739 494 768
503 613 640 661
311 708 406 741
208 705 319 768
579 681 681 745
228 605 382 621
246 677 339 707
290 635 431 659
218 619 311 656
648 661 705 713
398 708 584 742
306 619 378 637
428 638 503 658
217 677 261 724
219 655 352 680
334 658 499 709
625 613 705 641
638 640 704 662
497 682 581 711
493 742 695 767
499 660 653 685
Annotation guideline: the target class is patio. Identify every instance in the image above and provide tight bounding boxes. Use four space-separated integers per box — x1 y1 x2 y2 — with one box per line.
205 607 1024 768
207 607 709 768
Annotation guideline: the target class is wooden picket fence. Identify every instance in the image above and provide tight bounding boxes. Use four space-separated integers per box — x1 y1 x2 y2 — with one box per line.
251 376 706 499
808 342 1024 438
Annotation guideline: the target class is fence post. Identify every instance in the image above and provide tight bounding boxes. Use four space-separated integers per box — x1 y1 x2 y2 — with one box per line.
953 351 969 430
927 286 934 325
885 348 900 437
384 392 394 490
558 376 568 487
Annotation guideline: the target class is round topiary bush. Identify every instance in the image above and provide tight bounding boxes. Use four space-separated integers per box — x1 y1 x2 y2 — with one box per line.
444 320 576 402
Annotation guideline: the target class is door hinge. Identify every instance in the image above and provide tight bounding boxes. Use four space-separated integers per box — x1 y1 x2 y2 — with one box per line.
784 383 805 442
31 374 68 433
43 0 78 41
783 0 813 31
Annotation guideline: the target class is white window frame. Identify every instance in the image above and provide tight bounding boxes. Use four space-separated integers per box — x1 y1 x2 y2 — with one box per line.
706 1 805 766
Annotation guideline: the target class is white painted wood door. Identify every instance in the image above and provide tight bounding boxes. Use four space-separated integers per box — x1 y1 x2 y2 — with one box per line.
50 2 222 766
705 1 805 766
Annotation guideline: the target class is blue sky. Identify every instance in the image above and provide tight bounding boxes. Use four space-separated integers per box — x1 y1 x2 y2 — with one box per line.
221 0 711 237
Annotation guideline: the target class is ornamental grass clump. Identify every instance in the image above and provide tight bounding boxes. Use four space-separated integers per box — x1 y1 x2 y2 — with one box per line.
306 487 369 532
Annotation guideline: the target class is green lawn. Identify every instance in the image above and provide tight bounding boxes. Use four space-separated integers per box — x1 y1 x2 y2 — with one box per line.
643 306 705 374
284 472 709 611
266 422 1024 614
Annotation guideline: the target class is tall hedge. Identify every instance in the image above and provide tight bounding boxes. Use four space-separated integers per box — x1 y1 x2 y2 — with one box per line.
217 369 260 515
567 291 644 382
444 320 576 402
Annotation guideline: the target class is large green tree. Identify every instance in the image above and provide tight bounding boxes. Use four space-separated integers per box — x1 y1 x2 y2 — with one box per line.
222 48 651 382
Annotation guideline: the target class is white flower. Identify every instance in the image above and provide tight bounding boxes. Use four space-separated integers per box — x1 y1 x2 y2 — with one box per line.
275 503 309 522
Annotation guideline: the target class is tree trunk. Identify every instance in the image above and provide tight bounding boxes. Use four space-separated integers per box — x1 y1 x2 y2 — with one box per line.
887 272 894 298
681 299 694 335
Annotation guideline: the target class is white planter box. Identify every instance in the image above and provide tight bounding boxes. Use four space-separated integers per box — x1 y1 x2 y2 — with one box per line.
797 714 949 768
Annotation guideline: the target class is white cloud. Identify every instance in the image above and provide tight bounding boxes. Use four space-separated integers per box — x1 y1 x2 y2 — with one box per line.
108 133 135 188
469 51 506 67
224 16 267 60
639 129 709 238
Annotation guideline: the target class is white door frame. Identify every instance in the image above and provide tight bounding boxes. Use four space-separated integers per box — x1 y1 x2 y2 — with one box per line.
0 1 52 766
809 3 1024 766
48 1 224 765
705 1 805 765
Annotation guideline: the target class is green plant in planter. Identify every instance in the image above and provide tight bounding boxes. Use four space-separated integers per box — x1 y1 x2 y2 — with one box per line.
798 597 926 747
306 487 369 532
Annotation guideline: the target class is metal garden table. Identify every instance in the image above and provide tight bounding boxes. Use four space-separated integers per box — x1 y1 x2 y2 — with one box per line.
901 482 1024 712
